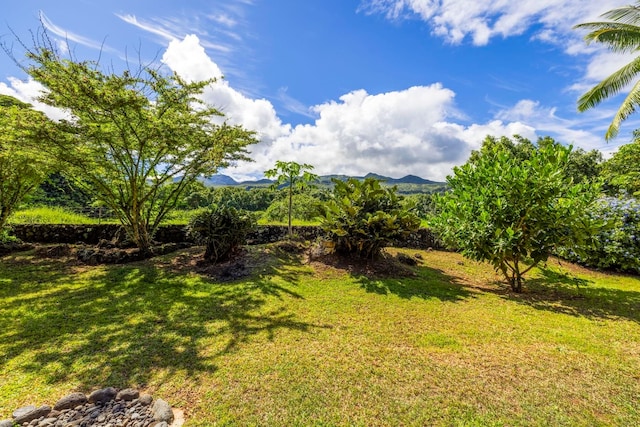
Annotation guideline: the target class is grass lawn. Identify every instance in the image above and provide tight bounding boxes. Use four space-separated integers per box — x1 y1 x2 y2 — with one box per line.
0 245 638 426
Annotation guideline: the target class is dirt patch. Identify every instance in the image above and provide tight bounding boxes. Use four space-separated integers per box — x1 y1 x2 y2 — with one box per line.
309 249 418 279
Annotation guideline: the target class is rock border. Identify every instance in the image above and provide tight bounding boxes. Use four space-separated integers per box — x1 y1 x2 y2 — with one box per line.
1 388 177 427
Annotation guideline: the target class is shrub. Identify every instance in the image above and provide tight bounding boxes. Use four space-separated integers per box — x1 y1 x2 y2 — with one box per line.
187 205 256 263
320 177 420 259
557 196 640 273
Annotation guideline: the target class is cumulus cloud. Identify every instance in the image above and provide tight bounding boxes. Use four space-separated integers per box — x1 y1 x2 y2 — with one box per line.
223 85 537 181
161 35 554 181
161 35 290 144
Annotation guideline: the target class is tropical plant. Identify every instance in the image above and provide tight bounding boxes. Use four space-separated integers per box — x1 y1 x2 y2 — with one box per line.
432 136 599 292
264 161 318 238
187 204 256 263
574 2 640 140
320 177 420 259
0 94 58 231
16 35 257 254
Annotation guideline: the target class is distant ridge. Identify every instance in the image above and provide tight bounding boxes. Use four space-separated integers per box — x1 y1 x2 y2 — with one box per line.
201 173 445 187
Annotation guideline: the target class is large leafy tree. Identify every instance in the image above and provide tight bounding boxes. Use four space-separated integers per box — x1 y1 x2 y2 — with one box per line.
19 41 257 253
0 94 57 231
433 136 598 292
574 2 640 140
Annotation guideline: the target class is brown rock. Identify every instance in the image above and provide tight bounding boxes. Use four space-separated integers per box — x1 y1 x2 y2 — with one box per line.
116 388 140 401
13 405 51 425
53 392 87 411
88 387 117 404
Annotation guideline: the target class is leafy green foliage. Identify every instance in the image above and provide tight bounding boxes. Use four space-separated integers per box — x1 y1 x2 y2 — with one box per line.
264 161 318 237
557 196 640 273
28 172 95 208
433 136 599 292
21 38 257 253
264 193 323 222
187 204 256 262
0 94 58 231
602 141 640 196
320 177 420 259
574 3 640 140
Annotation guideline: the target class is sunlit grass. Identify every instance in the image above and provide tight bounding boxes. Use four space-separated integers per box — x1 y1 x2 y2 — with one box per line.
8 206 110 225
0 247 638 426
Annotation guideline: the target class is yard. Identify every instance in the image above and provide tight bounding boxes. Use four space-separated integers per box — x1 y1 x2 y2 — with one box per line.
0 245 638 426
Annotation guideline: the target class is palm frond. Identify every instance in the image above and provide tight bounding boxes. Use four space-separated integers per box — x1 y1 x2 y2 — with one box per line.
577 57 640 111
574 22 640 53
606 79 640 140
601 4 640 25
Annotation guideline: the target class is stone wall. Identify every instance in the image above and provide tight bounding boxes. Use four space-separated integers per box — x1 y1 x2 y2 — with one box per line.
9 224 443 250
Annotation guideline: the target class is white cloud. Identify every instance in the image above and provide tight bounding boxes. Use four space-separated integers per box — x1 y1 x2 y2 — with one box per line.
40 12 117 53
162 35 290 143
162 35 547 181
494 99 626 156
0 77 70 121
360 0 621 47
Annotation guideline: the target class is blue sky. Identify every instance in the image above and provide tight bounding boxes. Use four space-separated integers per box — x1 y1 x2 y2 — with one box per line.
0 0 635 180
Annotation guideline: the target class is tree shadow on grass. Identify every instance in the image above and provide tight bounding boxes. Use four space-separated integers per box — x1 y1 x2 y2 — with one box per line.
316 253 475 302
0 247 329 392
355 265 475 302
494 267 640 324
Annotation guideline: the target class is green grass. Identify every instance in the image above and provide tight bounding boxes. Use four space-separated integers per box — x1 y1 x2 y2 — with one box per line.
8 206 109 225
0 246 639 426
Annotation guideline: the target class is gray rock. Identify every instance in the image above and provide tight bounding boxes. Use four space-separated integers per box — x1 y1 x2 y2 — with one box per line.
153 422 169 427
116 388 139 401
151 399 173 423
53 392 87 411
38 417 57 427
138 394 153 406
12 405 36 419
88 387 117 404
0 419 14 427
13 405 51 425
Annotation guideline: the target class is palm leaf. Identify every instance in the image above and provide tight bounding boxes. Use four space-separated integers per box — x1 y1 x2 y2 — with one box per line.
577 56 640 112
606 79 640 140
574 23 640 53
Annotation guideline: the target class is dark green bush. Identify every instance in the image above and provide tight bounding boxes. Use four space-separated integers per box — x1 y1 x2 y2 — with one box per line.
320 177 420 259
187 204 256 262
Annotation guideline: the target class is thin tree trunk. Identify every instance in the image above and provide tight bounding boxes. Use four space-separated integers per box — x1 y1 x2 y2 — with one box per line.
288 182 293 238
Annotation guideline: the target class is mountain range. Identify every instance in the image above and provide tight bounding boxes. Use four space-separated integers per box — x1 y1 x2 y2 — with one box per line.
201 173 444 187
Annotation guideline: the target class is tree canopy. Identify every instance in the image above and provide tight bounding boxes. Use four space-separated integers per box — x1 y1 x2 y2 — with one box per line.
19 39 258 252
0 94 57 231
433 135 598 292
